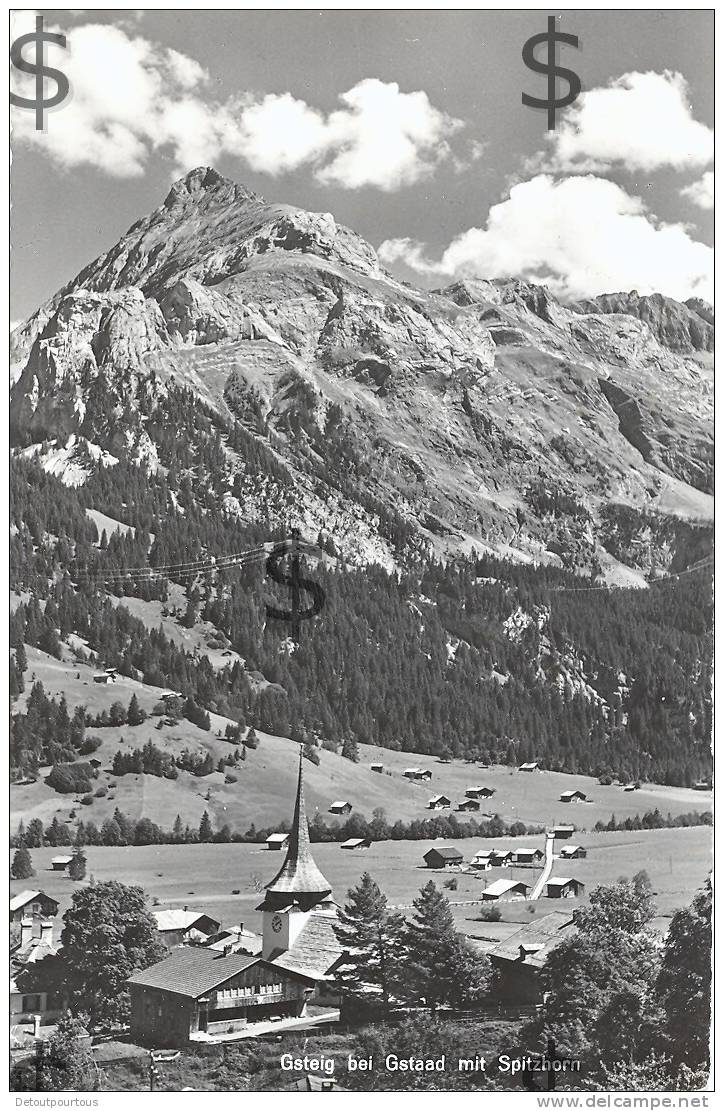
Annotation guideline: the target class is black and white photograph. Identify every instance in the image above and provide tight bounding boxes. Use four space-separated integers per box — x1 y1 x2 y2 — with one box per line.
9 7 713 1097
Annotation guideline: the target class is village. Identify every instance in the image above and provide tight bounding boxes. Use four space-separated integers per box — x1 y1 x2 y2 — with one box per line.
10 743 712 1066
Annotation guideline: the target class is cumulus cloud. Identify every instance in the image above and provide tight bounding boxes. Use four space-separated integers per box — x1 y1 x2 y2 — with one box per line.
541 71 713 173
681 171 714 210
379 175 713 303
11 15 465 188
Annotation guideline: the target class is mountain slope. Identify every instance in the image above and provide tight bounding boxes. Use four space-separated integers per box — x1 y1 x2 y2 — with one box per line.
11 167 713 578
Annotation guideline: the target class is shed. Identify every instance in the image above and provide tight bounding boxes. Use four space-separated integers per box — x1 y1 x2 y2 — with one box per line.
328 801 352 815
560 790 587 803
427 794 451 810
266 833 290 851
519 762 540 772
694 779 712 791
92 674 110 684
403 768 432 781
559 845 587 860
546 878 585 899
423 846 464 870
623 783 640 792
51 856 73 871
370 763 384 773
481 879 530 902
487 911 575 1002
458 798 480 812
551 824 575 840
340 837 371 850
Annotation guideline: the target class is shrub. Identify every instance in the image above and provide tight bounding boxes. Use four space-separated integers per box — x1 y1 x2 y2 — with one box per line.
80 795 94 806
479 905 502 922
94 786 107 798
78 736 102 756
444 877 458 891
46 763 96 795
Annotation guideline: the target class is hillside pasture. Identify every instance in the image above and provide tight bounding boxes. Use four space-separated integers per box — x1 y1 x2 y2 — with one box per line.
12 643 712 836
12 826 711 944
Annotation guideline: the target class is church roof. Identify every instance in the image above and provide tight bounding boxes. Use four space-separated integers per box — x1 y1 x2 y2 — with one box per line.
263 749 332 900
272 913 343 982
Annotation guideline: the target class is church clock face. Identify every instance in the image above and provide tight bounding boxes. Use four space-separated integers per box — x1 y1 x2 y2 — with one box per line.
271 913 283 934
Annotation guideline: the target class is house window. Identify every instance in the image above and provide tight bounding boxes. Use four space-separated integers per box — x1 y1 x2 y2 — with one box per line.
22 995 42 1011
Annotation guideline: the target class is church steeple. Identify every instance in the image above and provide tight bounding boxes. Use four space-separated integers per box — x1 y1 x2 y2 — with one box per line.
258 747 332 913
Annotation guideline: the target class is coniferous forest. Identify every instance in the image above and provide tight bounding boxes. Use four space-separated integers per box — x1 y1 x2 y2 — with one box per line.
10 383 713 789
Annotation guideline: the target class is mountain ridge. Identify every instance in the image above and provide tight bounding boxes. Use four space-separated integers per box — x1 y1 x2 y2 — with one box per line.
11 166 713 578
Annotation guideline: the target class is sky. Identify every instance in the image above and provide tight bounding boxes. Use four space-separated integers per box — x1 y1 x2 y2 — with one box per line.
10 8 714 323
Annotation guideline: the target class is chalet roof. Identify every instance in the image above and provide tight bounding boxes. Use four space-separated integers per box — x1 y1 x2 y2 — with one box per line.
51 855 73 865
205 927 262 956
152 909 219 934
425 846 463 861
519 762 539 770
552 824 575 832
546 877 581 888
428 794 450 804
329 800 351 809
266 833 290 844
272 913 343 982
490 911 574 967
559 845 583 856
10 890 58 912
484 879 529 896
127 947 267 998
560 790 586 799
264 750 332 901
340 838 369 848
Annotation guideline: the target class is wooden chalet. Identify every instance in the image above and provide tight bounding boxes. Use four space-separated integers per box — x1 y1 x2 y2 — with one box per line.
266 833 290 851
10 891 59 924
545 877 585 899
559 790 587 803
551 824 575 840
458 798 480 812
559 844 587 860
518 761 540 772
328 801 352 815
152 909 221 948
511 847 544 865
340 837 371 850
486 911 575 1002
50 855 73 872
427 794 451 810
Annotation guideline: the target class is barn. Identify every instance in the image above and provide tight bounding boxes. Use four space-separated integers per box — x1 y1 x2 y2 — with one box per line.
50 856 73 872
458 799 480 812
465 786 496 799
511 847 544 865
403 768 432 781
481 879 530 902
559 845 587 860
546 878 585 899
427 794 451 810
370 763 384 773
551 824 575 840
518 761 540 772
423 847 463 870
560 790 587 803
266 833 290 851
328 801 352 815
340 838 371 850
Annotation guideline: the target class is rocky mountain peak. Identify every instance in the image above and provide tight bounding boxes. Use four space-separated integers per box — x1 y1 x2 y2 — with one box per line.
571 289 714 355
162 165 263 211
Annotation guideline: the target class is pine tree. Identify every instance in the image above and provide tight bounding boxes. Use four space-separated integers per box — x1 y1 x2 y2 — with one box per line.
127 694 145 727
341 737 360 762
198 810 213 842
244 727 259 749
69 848 87 882
172 814 184 844
15 642 27 674
403 881 489 1012
333 872 406 1018
11 844 35 879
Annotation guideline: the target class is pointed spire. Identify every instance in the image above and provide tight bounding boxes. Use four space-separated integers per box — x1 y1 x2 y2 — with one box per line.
261 747 332 910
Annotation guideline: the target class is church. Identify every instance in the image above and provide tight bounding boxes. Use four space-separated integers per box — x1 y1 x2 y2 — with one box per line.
128 750 344 1045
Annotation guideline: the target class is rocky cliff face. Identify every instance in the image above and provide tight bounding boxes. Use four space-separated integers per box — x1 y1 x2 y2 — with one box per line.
572 290 714 355
10 167 713 576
